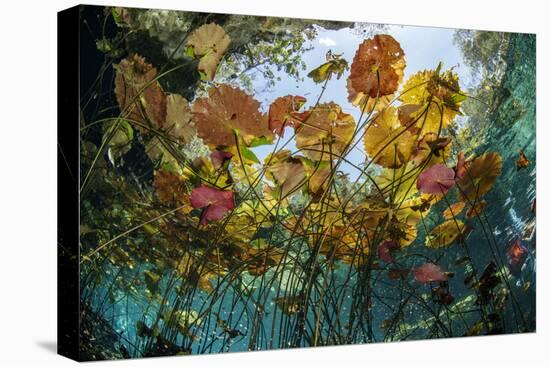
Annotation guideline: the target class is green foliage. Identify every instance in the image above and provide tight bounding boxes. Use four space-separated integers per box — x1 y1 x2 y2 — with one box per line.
216 34 311 92
453 30 509 80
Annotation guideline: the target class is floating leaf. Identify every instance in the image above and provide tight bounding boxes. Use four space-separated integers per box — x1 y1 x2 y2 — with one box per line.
466 200 487 218
398 67 463 136
268 95 306 136
425 220 465 248
377 240 399 263
506 238 528 273
516 149 529 171
413 262 448 283
442 202 466 219
301 159 331 198
186 23 231 81
192 84 272 147
416 163 455 194
347 79 393 113
396 193 437 225
190 185 235 225
456 152 502 202
308 50 349 83
264 150 306 199
364 106 415 168
165 94 195 143
114 54 167 133
348 34 405 98
294 103 355 161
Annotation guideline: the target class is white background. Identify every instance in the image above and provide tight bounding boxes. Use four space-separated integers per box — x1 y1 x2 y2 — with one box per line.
0 0 547 365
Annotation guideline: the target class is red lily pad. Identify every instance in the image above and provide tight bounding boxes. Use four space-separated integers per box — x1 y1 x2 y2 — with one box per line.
413 262 448 283
190 185 235 225
377 240 399 263
417 163 455 194
506 238 528 273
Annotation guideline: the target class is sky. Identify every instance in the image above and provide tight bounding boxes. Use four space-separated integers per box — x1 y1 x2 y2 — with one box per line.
248 23 475 180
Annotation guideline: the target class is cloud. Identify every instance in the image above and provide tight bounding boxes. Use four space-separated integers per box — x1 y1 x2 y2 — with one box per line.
319 37 336 47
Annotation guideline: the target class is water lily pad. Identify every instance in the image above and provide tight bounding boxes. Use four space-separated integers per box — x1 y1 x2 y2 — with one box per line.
190 185 235 225
417 163 455 194
414 262 448 283
425 219 465 249
192 84 272 147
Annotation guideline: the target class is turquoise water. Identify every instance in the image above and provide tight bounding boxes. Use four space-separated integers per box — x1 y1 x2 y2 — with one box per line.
478 33 536 326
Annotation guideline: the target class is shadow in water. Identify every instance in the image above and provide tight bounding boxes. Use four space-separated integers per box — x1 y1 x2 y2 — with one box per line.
36 340 57 354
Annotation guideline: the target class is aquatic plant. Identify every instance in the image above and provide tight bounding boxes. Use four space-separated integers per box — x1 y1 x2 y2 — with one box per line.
77 7 535 360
